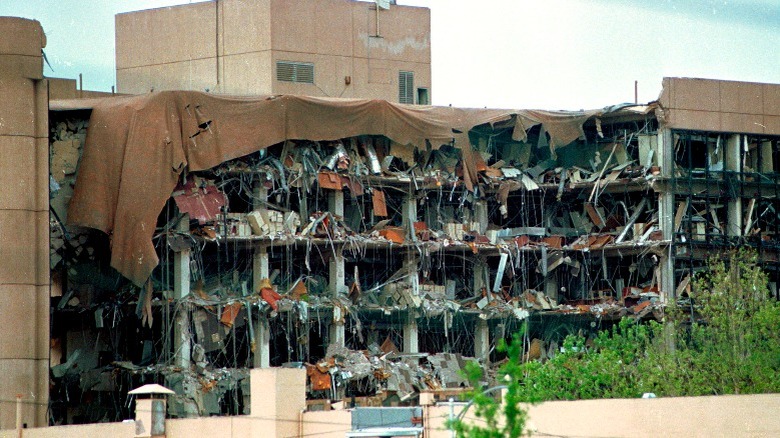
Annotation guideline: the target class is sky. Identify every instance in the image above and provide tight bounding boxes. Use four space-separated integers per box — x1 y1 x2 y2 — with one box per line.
1 0 778 110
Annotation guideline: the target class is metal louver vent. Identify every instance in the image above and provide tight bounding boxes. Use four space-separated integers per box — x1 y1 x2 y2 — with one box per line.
399 71 414 104
276 61 314 84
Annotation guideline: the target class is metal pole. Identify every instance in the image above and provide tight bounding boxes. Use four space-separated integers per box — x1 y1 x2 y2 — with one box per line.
634 80 638 104
449 397 455 438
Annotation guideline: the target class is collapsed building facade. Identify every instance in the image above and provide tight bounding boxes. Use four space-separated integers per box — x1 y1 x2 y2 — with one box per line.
42 78 780 424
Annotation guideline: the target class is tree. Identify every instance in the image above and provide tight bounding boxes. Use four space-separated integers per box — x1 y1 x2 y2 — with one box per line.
449 334 527 438
449 249 780 436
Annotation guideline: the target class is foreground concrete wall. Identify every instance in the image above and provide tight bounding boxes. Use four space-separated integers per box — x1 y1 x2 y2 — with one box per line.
301 410 351 438
6 393 779 436
116 0 431 102
525 394 780 437
0 422 135 438
0 16 49 430
426 394 780 437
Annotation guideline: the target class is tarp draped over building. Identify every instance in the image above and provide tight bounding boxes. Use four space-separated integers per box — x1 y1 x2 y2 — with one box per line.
66 91 603 287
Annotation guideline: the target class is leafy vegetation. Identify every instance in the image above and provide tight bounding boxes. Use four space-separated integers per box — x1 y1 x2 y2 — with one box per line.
451 249 780 437
450 337 527 438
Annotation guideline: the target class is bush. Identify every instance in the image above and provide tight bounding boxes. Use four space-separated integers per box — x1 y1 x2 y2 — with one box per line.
450 249 780 437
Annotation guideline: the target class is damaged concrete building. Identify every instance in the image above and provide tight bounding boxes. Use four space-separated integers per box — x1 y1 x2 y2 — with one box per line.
43 79 780 425
2 5 780 435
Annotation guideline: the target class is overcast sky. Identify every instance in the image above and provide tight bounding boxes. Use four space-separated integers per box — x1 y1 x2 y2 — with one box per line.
1 0 778 110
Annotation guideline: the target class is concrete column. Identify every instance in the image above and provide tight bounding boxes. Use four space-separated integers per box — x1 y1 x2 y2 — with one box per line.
328 320 345 347
0 17 48 428
474 319 490 362
253 245 270 281
726 135 743 238
658 128 675 241
251 184 271 367
660 253 675 304
253 318 271 369
327 190 346 295
403 312 419 353
473 258 488 297
328 255 345 347
474 200 488 234
173 215 191 368
401 192 421 362
761 140 774 173
328 253 346 345
328 190 346 346
545 274 558 303
329 253 346 295
657 128 676 302
328 189 344 217
253 244 270 368
401 195 417 240
401 250 420 353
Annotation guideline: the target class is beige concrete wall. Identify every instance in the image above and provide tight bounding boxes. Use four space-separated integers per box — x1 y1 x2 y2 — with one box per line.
218 0 272 94
116 2 219 94
269 0 431 101
660 77 780 135
0 16 49 430
424 394 780 437
524 393 780 437
7 393 780 436
0 422 135 438
165 416 273 438
302 410 352 438
115 0 431 102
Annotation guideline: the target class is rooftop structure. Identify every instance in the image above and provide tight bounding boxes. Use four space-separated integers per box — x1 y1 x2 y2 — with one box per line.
116 0 431 103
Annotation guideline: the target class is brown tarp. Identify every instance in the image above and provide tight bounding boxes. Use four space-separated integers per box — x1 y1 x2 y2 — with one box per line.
67 91 602 286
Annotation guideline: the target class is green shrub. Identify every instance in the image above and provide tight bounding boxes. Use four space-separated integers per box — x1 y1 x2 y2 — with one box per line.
450 249 780 437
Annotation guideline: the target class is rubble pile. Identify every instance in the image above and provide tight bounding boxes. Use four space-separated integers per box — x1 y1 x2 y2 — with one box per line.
50 118 93 269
